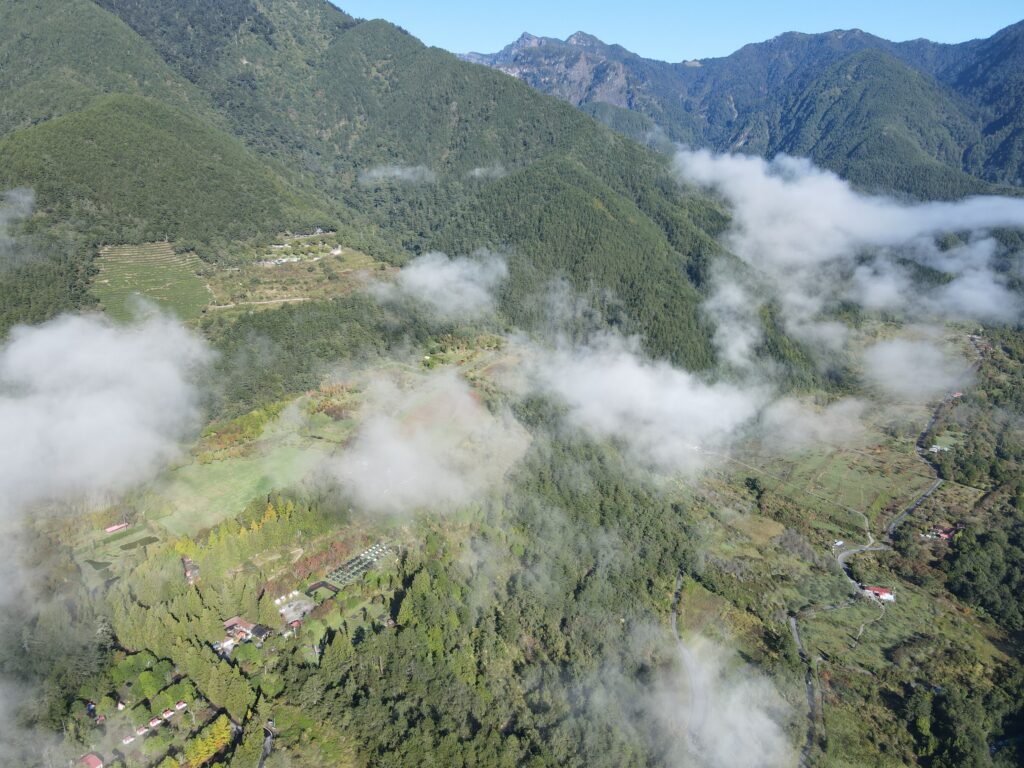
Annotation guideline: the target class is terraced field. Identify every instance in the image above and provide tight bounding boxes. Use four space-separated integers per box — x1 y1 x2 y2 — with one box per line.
92 242 211 321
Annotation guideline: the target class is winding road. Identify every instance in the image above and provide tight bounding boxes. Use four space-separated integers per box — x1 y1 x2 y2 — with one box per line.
786 388 955 766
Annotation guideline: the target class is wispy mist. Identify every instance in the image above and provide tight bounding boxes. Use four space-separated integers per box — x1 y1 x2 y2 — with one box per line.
375 250 508 320
358 164 437 185
467 162 508 180
861 338 968 402
0 311 212 519
326 369 529 515
675 149 1024 368
0 188 35 268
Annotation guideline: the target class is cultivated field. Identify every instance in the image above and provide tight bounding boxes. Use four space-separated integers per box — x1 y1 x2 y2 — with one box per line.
92 242 211 321
205 235 388 312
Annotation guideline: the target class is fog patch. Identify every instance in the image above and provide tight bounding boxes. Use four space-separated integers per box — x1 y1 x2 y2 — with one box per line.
758 397 868 452
587 630 793 768
467 162 507 180
674 149 1024 367
358 164 436 185
0 188 35 268
527 334 767 473
326 369 529 515
861 338 968 402
0 311 213 519
375 250 508 320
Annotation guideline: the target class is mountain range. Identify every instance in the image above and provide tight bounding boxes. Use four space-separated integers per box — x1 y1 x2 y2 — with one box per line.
465 22 1024 199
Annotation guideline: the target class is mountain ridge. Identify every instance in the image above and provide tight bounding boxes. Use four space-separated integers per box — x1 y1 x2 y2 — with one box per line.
464 21 1024 197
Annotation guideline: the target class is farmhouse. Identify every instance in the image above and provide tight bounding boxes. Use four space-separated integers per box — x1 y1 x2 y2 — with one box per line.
223 616 256 640
79 754 104 768
863 586 896 602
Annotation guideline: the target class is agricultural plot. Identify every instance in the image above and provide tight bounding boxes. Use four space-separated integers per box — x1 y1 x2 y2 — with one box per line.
906 480 986 529
92 242 211 321
323 543 391 589
205 237 387 311
752 447 935 523
75 523 162 588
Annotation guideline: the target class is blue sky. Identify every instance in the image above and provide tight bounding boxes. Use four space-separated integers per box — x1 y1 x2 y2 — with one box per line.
330 1 1023 60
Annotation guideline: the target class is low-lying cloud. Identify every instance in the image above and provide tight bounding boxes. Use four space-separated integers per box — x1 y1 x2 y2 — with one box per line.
861 338 968 402
326 369 528 515
358 164 437 185
467 162 508 180
675 149 1024 369
377 250 508 320
0 188 35 267
527 334 767 472
0 311 212 518
660 638 794 768
587 631 793 768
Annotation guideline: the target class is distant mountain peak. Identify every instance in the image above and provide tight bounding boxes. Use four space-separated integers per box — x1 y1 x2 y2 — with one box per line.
566 31 604 48
514 32 543 48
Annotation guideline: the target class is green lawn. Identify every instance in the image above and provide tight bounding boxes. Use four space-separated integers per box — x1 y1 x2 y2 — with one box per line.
91 242 211 321
148 438 330 537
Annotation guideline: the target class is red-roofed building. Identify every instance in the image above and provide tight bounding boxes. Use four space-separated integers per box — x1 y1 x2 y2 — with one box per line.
223 616 256 640
863 586 895 602
79 754 104 768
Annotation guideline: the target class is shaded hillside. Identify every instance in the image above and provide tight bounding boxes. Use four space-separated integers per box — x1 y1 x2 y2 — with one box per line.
0 94 330 245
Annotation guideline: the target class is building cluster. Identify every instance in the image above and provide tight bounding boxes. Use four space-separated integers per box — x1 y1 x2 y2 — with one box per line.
923 524 962 542
78 700 189 764
275 591 315 631
214 616 272 656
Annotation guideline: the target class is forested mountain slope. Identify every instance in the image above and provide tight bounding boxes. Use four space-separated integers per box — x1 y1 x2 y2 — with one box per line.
0 0 742 370
466 22 1024 198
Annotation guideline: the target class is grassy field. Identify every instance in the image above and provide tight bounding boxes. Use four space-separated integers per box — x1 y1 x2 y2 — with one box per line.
148 439 330 537
92 242 211 321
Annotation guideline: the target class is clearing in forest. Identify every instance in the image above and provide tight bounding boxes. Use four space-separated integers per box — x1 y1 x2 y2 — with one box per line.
91 242 211 321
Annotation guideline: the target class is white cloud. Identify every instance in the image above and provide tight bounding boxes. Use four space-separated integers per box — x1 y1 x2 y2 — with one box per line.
0 311 212 517
326 370 528 514
527 334 767 472
861 338 967 401
674 149 1024 367
377 250 508 320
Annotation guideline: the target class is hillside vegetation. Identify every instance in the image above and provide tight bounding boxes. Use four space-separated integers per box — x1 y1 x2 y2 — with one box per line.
0 0 739 372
